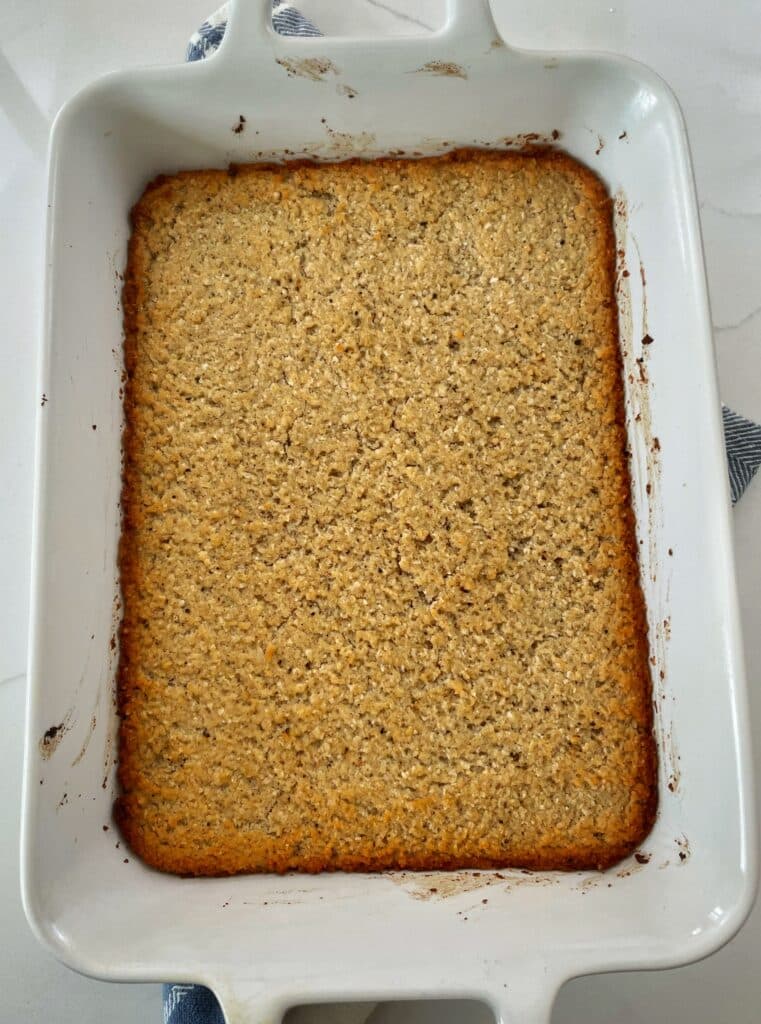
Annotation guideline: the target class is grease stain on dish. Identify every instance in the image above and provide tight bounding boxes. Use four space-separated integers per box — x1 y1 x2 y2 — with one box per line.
412 61 467 79
71 709 99 767
241 887 314 908
276 57 338 81
631 235 649 336
498 132 561 150
322 125 376 158
248 126 379 163
392 869 559 900
101 698 119 790
39 710 73 759
615 192 679 806
576 872 603 892
663 723 682 794
615 196 660 593
658 834 691 869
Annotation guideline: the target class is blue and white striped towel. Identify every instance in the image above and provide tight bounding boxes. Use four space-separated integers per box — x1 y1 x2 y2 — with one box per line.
165 5 761 1022
723 405 761 504
186 0 319 61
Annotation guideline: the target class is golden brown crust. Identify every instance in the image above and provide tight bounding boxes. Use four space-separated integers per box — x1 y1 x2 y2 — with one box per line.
117 149 656 876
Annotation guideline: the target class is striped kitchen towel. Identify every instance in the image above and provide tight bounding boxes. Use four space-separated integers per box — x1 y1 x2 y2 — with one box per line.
163 9 760 1021
723 405 761 504
186 0 318 61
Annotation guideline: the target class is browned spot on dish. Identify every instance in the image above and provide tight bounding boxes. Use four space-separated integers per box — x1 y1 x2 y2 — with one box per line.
276 57 338 81
595 135 605 156
499 133 560 152
321 126 376 158
634 852 650 864
642 333 654 345
663 723 682 794
413 61 467 80
72 713 99 767
39 721 69 759
232 115 246 135
337 83 358 98
619 131 628 140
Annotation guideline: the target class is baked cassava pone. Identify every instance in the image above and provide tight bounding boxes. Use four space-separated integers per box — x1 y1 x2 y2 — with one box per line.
116 150 656 875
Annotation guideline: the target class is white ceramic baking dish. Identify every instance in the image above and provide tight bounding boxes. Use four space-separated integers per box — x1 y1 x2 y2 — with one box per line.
22 1 757 1021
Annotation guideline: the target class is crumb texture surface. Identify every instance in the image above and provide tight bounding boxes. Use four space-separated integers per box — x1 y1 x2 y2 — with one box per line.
117 150 656 876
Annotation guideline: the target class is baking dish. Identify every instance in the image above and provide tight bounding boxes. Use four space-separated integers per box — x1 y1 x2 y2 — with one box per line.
21 1 757 1021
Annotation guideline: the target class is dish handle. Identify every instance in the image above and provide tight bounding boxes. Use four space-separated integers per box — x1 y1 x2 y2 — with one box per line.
487 981 557 1024
212 974 557 1024
439 0 503 51
216 0 504 65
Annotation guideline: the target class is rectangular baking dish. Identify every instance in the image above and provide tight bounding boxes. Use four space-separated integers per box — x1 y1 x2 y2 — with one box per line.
22 1 757 1021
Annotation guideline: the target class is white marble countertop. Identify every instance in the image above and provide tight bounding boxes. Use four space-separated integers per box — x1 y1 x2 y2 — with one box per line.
1 1 759 1021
